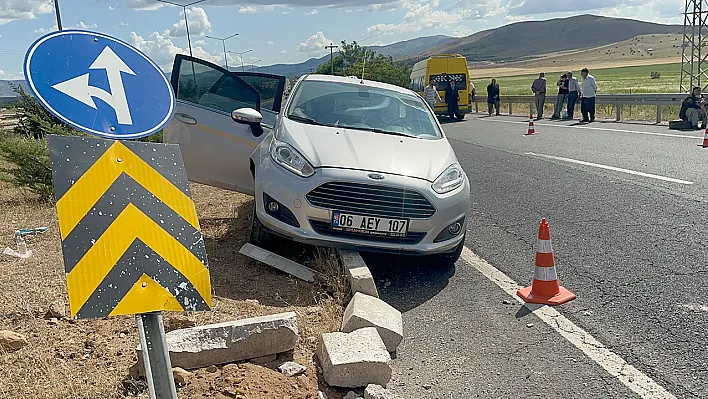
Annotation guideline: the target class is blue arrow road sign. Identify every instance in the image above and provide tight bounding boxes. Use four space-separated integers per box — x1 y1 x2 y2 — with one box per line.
24 30 175 140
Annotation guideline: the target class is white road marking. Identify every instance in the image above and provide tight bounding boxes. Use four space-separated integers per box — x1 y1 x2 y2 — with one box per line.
460 247 677 399
480 117 700 139
679 303 708 312
525 152 694 185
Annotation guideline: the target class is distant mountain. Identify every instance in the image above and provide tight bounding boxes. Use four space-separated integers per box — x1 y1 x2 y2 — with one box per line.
259 35 455 77
401 15 683 63
0 80 29 98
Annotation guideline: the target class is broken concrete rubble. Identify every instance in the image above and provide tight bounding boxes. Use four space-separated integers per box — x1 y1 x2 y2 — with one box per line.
136 312 298 370
341 292 403 353
317 327 392 388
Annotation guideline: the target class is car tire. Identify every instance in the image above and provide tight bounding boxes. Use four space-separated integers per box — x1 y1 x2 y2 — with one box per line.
434 233 465 264
250 206 270 246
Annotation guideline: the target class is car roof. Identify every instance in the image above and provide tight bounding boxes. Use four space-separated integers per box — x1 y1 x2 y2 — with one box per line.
302 74 415 96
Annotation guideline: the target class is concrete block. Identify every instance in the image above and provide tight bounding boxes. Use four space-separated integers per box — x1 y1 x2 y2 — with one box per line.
137 312 298 370
240 243 316 282
317 327 392 388
341 293 403 353
340 250 378 298
364 384 399 399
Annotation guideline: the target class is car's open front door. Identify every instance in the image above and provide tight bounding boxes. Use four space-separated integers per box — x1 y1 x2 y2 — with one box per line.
164 55 285 195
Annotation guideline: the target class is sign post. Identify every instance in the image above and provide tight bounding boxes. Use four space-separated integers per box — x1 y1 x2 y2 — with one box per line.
24 30 211 399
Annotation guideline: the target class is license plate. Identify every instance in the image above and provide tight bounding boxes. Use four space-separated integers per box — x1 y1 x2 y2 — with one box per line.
331 212 408 238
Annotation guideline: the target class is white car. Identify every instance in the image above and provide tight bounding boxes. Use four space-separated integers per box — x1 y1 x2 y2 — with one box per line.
165 55 470 263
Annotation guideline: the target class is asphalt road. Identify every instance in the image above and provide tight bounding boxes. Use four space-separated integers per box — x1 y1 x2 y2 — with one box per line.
365 115 708 399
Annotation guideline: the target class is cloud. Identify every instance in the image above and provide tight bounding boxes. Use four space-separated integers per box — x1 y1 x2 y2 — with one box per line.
508 0 621 15
281 50 287 54
123 0 164 11
115 21 130 28
371 40 384 46
129 31 240 69
0 70 5 77
305 9 319 15
169 6 211 37
268 41 275 45
0 0 53 25
298 31 333 55
239 5 281 13
34 21 98 34
108 5 116 11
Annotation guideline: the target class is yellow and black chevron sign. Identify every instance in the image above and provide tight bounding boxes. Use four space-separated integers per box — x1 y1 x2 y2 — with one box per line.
47 135 211 319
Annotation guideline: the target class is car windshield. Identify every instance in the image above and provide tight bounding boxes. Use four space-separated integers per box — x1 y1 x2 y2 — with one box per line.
286 80 442 139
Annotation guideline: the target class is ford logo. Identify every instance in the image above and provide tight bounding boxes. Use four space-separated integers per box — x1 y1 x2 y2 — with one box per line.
367 173 385 180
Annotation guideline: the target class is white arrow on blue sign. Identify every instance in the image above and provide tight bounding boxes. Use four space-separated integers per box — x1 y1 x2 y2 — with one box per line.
24 30 175 140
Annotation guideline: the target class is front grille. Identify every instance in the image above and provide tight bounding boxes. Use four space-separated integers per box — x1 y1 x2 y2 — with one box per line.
309 220 427 245
306 181 436 219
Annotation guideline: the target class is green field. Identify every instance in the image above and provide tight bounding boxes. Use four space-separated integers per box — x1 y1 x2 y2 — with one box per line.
469 63 687 122
471 63 682 96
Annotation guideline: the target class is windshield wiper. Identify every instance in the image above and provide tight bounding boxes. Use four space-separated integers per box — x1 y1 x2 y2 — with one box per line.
342 126 420 138
288 115 329 127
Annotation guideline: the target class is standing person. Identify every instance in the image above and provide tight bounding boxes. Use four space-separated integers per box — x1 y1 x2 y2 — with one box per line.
551 74 569 120
445 80 463 121
531 72 547 119
566 71 581 120
487 78 500 116
423 78 443 112
580 67 598 123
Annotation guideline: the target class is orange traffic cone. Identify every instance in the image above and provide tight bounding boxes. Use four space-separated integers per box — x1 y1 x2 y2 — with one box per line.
517 219 576 306
699 127 708 147
525 113 537 135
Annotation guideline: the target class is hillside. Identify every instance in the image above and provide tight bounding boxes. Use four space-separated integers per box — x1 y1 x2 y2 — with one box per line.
0 80 29 97
260 35 455 76
403 15 683 64
469 33 684 78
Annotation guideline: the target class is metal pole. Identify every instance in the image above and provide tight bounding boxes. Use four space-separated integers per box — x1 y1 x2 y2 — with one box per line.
183 6 193 57
223 41 228 70
137 312 178 399
325 43 338 75
53 0 63 30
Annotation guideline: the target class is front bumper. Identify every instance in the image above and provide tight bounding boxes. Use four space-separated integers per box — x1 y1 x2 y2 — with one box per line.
253 153 470 255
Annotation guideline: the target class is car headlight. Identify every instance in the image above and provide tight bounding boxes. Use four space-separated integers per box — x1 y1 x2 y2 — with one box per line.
432 164 464 194
270 139 315 178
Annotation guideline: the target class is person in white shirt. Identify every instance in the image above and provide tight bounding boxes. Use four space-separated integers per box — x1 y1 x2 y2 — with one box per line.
423 78 443 112
566 71 581 120
580 67 598 123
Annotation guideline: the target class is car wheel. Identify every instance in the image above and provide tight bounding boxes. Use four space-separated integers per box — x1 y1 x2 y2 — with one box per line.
250 206 270 246
434 233 465 265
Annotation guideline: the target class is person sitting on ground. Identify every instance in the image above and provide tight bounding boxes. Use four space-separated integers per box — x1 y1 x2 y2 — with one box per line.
679 86 708 130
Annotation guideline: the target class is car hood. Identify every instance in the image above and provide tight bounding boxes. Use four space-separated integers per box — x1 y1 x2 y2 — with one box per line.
276 118 458 182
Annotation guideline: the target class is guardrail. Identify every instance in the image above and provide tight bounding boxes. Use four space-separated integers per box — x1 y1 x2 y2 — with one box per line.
471 93 687 123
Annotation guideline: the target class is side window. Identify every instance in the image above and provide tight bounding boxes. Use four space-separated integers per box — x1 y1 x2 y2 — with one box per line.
233 73 286 113
175 58 260 113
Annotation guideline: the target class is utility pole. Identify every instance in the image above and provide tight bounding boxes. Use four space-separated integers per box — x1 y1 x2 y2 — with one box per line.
325 42 338 75
229 49 253 72
156 0 207 58
53 0 63 30
205 33 239 69
251 60 261 72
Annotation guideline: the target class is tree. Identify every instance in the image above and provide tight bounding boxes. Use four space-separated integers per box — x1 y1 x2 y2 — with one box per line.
315 41 411 88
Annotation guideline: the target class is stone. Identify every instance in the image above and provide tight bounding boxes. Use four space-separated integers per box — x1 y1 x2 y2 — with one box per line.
172 367 192 386
250 354 277 365
364 384 398 399
136 312 298 370
318 391 328 399
341 293 403 353
206 365 218 373
344 392 363 399
0 330 28 352
47 300 66 319
340 250 379 298
48 318 59 326
317 327 392 388
278 361 306 377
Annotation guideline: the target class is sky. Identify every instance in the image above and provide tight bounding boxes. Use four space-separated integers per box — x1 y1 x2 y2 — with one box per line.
0 0 685 80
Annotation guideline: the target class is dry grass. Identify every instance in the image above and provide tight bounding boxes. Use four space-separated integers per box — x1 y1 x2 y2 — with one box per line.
0 163 348 399
469 33 683 79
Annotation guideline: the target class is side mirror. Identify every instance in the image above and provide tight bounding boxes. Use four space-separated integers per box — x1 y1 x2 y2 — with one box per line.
231 108 264 137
